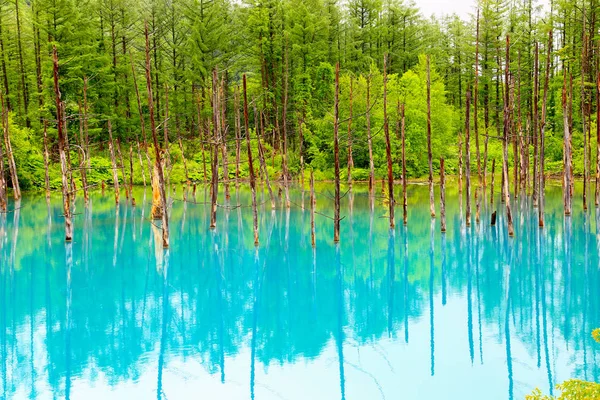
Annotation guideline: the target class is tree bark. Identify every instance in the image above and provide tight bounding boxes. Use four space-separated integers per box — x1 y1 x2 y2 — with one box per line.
465 90 472 227
108 121 120 204
426 55 435 217
563 71 572 215
310 169 316 248
53 46 73 242
400 103 407 225
440 157 446 232
383 54 394 228
502 35 515 237
333 62 341 243
347 76 354 187
243 74 259 246
366 75 374 197
2 98 20 200
538 30 552 227
43 120 50 200
145 21 169 248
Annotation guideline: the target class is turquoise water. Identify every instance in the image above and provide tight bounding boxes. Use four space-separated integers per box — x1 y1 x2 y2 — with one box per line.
0 183 598 400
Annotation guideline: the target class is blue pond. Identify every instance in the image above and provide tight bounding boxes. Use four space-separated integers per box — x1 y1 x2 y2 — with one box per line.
0 183 598 399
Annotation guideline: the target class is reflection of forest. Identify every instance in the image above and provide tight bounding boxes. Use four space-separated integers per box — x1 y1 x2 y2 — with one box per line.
0 184 598 398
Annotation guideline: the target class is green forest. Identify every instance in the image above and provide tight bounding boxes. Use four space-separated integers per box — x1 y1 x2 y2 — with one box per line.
0 0 595 193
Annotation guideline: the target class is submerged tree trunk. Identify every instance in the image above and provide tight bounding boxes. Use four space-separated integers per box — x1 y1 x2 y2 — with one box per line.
145 21 169 248
53 46 73 242
2 100 20 200
465 90 472 227
333 62 341 243
532 44 539 207
426 55 435 218
43 120 50 200
347 77 354 188
243 74 258 246
538 30 552 227
502 36 515 237
210 68 220 229
108 121 120 204
366 75 374 197
310 169 316 248
563 72 572 216
383 54 394 228
0 124 6 211
440 157 446 233
400 103 407 226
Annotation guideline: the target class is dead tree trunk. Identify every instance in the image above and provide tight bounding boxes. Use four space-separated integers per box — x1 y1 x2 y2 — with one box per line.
257 110 275 209
243 74 259 246
52 46 73 242
458 130 463 193
310 169 316 248
440 157 446 233
333 62 341 243
539 30 552 227
234 86 242 185
366 75 374 196
0 125 6 211
219 76 230 201
1 99 20 200
426 55 435 218
145 21 169 248
129 144 136 205
596 69 600 206
490 158 495 205
532 44 539 207
43 120 51 200
465 90 472 227
210 68 220 228
582 31 589 212
474 9 482 186
400 103 407 225
563 71 572 215
116 139 130 200
347 77 354 187
282 55 290 208
383 54 395 228
108 121 120 204
502 35 515 237
78 103 89 204
131 53 152 185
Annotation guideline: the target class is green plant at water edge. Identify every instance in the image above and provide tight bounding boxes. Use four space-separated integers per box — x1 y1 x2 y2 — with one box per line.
526 330 600 400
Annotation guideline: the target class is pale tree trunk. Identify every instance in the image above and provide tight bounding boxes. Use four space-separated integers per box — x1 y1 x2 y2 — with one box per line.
440 158 446 233
563 72 572 215
366 75 374 198
333 62 341 243
426 55 435 217
383 54 394 228
538 30 552 227
400 103 407 225
465 90 471 227
43 120 50 200
243 74 259 246
53 46 73 242
1 99 20 200
347 77 354 187
108 121 120 204
502 36 514 237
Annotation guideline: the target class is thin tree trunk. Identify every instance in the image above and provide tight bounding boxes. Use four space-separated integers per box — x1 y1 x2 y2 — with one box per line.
243 74 259 246
282 53 290 208
347 77 354 187
539 30 552 227
14 0 29 127
426 55 435 218
596 69 600 206
582 30 589 212
43 120 50 200
0 123 6 211
234 86 241 184
490 158 495 205
458 130 463 193
108 121 120 204
439 157 446 233
474 9 482 184
1 99 20 200
131 54 152 183
367 75 374 197
116 139 130 200
310 169 316 248
333 62 341 243
52 46 72 242
78 103 89 204
220 76 230 201
563 71 572 215
400 103 407 225
383 54 394 228
257 110 275 209
533 44 539 207
210 68 219 228
465 90 472 227
502 35 515 237
129 145 136 206
144 21 169 248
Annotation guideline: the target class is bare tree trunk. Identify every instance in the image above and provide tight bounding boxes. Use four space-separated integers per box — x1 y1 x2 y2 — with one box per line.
131 54 152 184
78 103 89 204
53 46 73 242
243 74 259 246
234 86 241 185
108 121 120 204
333 62 341 243
367 75 374 197
400 103 407 225
539 30 552 227
563 71 572 215
14 0 29 127
440 158 446 232
532 44 539 207
116 139 130 200
282 54 290 208
219 76 230 201
310 169 316 248
43 120 50 200
1 102 20 200
257 110 275 209
490 158 495 205
596 69 600 206
458 130 463 193
582 30 589 212
210 68 220 228
145 21 169 248
502 35 515 237
0 125 6 211
195 93 208 184
129 145 136 206
383 54 395 228
426 55 435 218
347 77 354 187
465 90 472 227
474 9 481 185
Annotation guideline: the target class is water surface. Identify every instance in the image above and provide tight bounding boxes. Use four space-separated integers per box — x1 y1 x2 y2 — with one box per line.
0 183 598 400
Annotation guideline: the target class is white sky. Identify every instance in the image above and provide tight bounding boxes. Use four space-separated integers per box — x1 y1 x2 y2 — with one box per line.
418 0 477 19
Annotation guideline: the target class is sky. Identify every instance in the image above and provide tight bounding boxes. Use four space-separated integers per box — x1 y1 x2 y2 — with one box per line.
418 0 476 19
